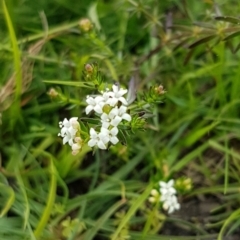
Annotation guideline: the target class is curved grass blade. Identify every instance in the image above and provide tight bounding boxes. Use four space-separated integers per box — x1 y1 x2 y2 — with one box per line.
15 170 30 229
218 208 240 240
82 200 126 240
111 183 153 240
0 183 15 217
223 30 240 41
2 0 22 100
34 159 57 238
188 34 216 49
215 16 240 24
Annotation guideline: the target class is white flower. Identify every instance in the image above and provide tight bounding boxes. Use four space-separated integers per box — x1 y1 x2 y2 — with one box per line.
159 179 180 214
99 127 119 145
58 117 79 146
85 96 105 114
109 106 131 122
106 84 128 106
88 128 107 150
159 179 176 196
162 195 180 214
101 111 122 128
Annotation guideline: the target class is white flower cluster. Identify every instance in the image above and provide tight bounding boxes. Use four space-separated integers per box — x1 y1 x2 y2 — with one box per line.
149 179 180 214
58 117 82 155
159 179 180 214
86 84 131 150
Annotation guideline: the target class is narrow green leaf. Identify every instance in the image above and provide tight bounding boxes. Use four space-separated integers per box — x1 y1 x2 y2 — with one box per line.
184 122 218 146
218 208 240 240
2 0 22 99
34 160 57 238
0 183 15 217
215 16 240 24
111 183 153 240
15 170 30 229
189 34 216 49
82 200 125 240
223 30 240 41
43 80 94 88
170 142 209 173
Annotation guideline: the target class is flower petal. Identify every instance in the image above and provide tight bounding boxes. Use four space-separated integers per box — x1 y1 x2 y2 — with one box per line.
88 139 97 147
122 113 131 122
97 140 107 149
86 105 93 115
110 136 119 145
111 116 122 126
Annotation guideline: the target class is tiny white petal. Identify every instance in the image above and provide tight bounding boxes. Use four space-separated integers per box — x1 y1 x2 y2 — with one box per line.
101 121 110 129
110 136 119 144
90 128 97 137
94 104 103 114
118 97 128 105
111 116 122 126
122 113 131 122
86 105 93 114
88 139 97 147
109 108 119 118
110 127 118 135
97 140 107 149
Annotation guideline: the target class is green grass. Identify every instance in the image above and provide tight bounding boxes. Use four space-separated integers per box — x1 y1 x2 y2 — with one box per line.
1 0 240 239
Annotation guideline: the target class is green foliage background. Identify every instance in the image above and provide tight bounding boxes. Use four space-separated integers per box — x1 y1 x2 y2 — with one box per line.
1 0 240 239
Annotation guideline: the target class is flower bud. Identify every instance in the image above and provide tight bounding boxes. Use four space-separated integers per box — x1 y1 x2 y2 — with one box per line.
84 63 94 73
175 177 192 193
79 18 93 32
154 85 166 95
48 88 58 98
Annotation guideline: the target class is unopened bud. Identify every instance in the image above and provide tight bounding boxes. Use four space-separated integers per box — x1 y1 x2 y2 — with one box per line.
85 63 94 73
154 85 166 95
79 18 93 32
48 88 58 98
175 177 192 193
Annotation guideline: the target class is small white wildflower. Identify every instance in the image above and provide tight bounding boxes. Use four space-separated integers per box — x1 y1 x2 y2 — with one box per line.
106 84 128 106
101 111 122 128
159 179 180 214
88 128 107 150
85 96 105 114
162 195 180 214
58 117 79 146
110 106 131 122
99 127 119 145
159 179 176 196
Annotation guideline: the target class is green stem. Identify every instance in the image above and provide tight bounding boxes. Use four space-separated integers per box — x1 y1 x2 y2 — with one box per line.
34 159 57 239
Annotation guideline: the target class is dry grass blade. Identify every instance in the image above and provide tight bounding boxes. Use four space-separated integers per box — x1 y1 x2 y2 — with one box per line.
0 38 46 111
